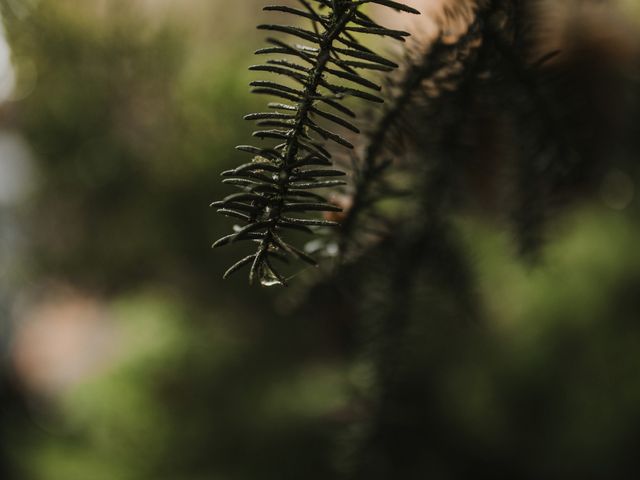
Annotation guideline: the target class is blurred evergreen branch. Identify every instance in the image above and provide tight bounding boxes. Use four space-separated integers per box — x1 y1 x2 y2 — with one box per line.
338 15 485 259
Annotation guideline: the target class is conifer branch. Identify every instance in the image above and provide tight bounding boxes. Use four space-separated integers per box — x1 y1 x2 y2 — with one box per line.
212 0 419 286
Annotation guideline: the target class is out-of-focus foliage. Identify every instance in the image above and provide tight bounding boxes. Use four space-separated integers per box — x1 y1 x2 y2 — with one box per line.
8 207 640 480
3 0 266 295
9 293 352 480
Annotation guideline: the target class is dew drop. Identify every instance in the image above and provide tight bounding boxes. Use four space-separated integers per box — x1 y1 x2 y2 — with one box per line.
259 263 284 287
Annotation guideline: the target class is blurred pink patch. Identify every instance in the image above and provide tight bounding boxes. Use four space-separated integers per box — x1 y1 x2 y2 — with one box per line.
373 0 478 45
11 287 119 398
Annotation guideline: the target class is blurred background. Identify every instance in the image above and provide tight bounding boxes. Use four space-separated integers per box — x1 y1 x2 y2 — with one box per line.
0 0 640 479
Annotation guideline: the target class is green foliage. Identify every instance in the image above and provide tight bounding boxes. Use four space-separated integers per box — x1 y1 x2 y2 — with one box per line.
2 1 259 295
